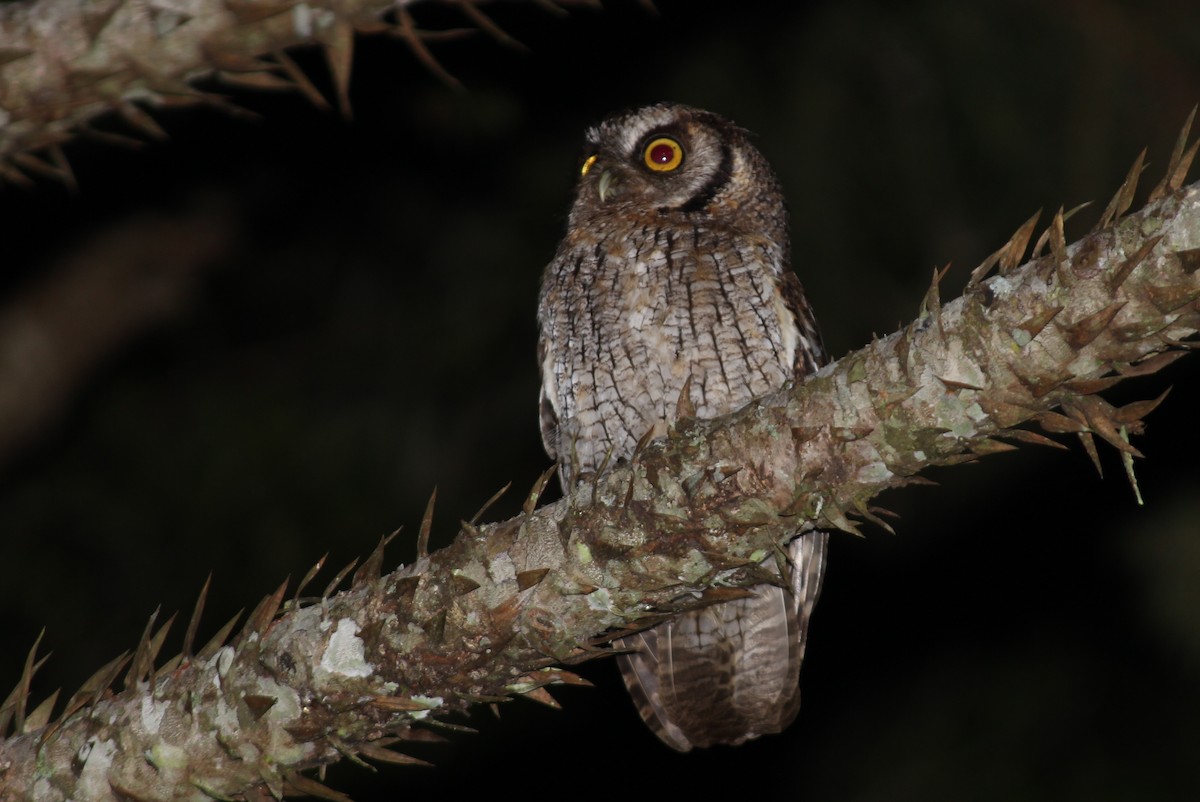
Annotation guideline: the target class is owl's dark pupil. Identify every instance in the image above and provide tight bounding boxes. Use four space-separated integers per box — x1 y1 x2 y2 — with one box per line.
650 144 676 164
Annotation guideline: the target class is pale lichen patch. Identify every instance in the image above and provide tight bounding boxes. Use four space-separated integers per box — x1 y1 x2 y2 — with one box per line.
256 676 301 722
585 587 613 612
986 274 1017 300
319 618 373 678
76 738 117 801
213 645 235 679
406 695 443 720
291 3 313 37
855 461 895 485
487 552 516 586
213 691 238 738
574 542 593 564
140 692 168 734
146 741 188 771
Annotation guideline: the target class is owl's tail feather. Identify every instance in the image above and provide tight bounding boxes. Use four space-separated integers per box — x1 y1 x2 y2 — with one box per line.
615 530 828 751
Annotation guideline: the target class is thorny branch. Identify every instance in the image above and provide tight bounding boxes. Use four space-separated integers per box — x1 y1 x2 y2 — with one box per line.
0 127 1198 798
0 0 593 180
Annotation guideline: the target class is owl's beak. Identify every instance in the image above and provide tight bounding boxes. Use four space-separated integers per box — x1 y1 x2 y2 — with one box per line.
597 169 618 203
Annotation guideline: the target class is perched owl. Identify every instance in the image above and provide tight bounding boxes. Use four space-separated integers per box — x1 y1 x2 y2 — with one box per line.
537 103 828 751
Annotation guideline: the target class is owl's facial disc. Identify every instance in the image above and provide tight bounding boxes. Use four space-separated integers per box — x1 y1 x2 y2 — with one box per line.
578 104 745 213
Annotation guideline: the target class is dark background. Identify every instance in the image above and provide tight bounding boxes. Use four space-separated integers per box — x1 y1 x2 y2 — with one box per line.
3 0 1200 798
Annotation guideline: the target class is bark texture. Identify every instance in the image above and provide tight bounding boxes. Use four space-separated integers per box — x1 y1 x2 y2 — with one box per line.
0 0 430 179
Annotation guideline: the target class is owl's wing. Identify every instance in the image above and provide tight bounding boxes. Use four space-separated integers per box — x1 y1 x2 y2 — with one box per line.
778 269 828 375
616 530 828 751
536 334 560 463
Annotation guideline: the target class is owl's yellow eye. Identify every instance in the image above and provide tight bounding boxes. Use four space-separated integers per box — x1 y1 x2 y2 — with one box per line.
643 137 684 172
581 154 598 177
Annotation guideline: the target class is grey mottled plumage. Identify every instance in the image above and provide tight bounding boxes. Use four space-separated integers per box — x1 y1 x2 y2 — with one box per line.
537 103 828 751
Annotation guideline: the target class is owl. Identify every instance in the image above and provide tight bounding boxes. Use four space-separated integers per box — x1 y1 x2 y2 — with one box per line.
537 103 828 751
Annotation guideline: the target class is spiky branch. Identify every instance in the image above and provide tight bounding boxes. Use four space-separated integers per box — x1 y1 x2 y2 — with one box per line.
1 128 1198 798
0 0 592 181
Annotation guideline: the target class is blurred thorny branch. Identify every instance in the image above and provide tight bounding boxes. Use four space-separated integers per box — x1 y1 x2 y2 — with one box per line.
0 199 237 469
0 92 1198 798
0 0 606 182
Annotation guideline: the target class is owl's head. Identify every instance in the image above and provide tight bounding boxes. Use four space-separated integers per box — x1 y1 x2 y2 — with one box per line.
568 102 784 227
